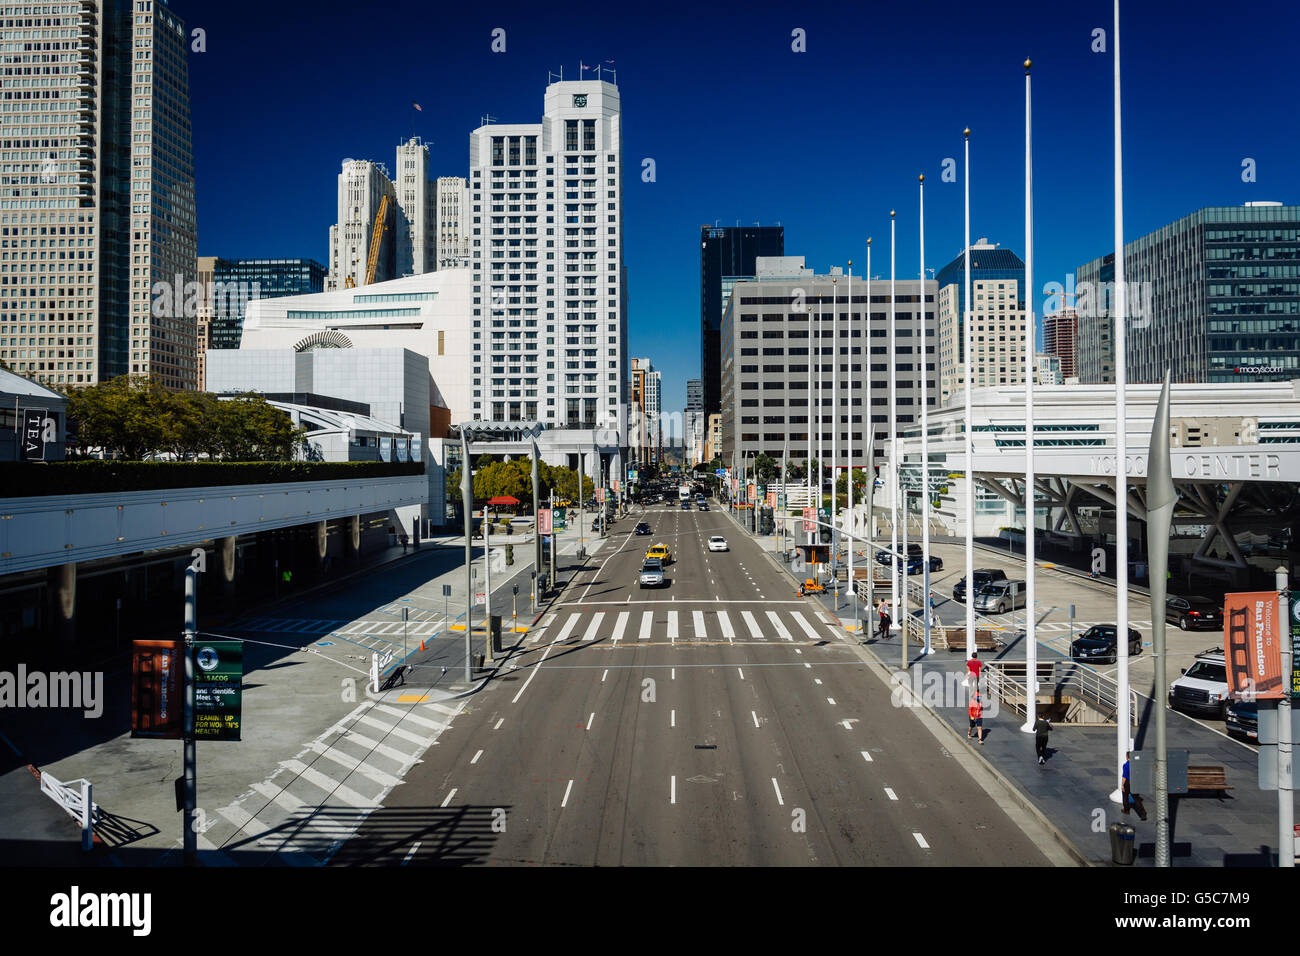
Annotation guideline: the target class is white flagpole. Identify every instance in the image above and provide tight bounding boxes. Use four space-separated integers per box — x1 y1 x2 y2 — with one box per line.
1112 0 1132 801
807 293 814 530
832 275 840 594
846 260 854 621
890 212 905 655
920 174 933 655
1021 58 1038 733
817 293 824 533
964 128 976 661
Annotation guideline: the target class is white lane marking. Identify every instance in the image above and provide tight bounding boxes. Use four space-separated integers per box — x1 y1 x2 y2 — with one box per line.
737 667 745 680
583 612 605 642
752 711 760 728
795 649 803 655
671 668 675 680
667 610 679 642
861 751 873 763
717 610 735 642
493 718 504 730
671 709 676 728
841 720 852 730
814 678 823 685
441 788 457 807
639 611 653 640
670 775 677 804
401 841 421 865
587 712 595 731
528 627 546 644
884 788 898 800
542 612 556 627
741 610 763 639
561 779 574 808
790 610 822 641
827 697 837 705
692 609 707 639
471 749 483 764
804 662 812 669
913 832 930 849
511 643 554 704
767 611 793 641
771 778 784 806
601 669 608 682
555 613 582 643
612 610 630 643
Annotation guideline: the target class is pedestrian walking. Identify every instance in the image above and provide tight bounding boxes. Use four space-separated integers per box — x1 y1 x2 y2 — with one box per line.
1033 714 1051 764
877 600 891 640
968 693 985 744
966 650 983 689
1121 752 1148 821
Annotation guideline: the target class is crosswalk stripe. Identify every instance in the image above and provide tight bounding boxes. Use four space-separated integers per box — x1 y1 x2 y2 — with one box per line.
353 713 435 747
767 610 793 641
790 611 822 641
612 611 630 642
305 741 404 789
583 612 605 642
278 759 379 809
717 611 735 640
336 730 423 768
639 611 653 640
693 610 707 639
555 614 582 643
741 610 764 639
667 610 679 640
372 703 445 731
529 627 546 644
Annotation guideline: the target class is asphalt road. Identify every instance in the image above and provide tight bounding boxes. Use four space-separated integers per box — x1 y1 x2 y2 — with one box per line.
334 500 1054 866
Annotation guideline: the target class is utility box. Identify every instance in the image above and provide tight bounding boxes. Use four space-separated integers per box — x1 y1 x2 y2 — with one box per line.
1130 749 1189 795
489 614 502 654
1109 822 1136 865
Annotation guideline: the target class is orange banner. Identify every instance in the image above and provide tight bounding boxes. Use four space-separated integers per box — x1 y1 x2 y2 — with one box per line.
1223 591 1284 700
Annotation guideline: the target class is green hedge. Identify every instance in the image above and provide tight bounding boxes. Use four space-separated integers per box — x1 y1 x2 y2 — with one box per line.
0 460 424 498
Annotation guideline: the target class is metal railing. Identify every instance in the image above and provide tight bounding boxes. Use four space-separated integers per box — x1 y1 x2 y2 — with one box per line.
39 769 98 851
986 659 1138 727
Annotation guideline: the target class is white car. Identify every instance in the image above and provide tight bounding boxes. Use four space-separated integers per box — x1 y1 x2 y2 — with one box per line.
707 535 729 552
639 558 665 588
1168 648 1232 719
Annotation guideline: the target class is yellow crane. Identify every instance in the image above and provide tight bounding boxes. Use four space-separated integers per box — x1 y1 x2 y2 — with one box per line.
363 194 390 286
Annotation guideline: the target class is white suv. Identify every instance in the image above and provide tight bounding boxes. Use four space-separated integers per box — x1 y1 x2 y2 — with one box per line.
1168 648 1231 719
707 536 728 552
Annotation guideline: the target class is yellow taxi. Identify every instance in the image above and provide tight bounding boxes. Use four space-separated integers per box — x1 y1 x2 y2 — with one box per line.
645 543 673 565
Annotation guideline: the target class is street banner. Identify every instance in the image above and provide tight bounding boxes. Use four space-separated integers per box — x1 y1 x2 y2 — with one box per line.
538 508 552 535
1291 593 1300 699
131 640 184 739
731 478 739 494
22 408 50 461
766 491 777 508
748 483 757 503
1224 591 1284 700
380 437 392 462
802 507 815 532
596 487 605 503
554 507 566 530
395 438 408 462
192 639 243 741
612 479 621 493
411 435 423 463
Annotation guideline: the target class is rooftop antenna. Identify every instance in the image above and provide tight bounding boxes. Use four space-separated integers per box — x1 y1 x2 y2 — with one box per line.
481 113 498 127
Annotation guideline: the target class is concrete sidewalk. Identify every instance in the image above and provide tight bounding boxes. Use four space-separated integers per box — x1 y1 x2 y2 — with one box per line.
725 505 1289 867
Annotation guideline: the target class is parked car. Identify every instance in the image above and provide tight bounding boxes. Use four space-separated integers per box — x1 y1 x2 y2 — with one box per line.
1165 595 1223 631
707 535 728 552
906 555 943 575
973 579 1027 614
876 543 923 567
639 558 665 588
1168 648 1232 719
1225 698 1258 742
634 521 652 536
953 568 1008 603
1069 624 1143 665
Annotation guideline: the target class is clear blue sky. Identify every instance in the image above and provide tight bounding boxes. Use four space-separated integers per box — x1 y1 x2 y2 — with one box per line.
185 0 1298 431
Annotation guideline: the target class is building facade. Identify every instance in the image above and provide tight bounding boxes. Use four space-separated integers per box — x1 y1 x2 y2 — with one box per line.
1042 310 1078 379
436 176 470 269
1077 202 1300 385
700 225 784 418
684 377 703 466
719 256 938 468
0 0 198 390
327 159 401 291
467 78 627 439
395 137 434 277
935 241 1026 405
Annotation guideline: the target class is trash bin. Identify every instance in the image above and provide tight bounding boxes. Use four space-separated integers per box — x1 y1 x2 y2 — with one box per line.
1109 821 1136 865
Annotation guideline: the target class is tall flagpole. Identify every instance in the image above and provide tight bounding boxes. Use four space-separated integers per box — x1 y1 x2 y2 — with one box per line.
1112 0 1132 800
964 128 976 661
889 212 904 659
817 293 824 531
1021 58 1039 733
919 173 933 655
846 261 854 620
865 239 874 626
832 275 840 593
807 294 814 531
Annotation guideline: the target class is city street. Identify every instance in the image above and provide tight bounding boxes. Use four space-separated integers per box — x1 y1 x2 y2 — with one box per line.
335 500 1056 866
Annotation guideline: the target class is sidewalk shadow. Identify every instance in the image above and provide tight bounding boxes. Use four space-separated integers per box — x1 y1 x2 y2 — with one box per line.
93 808 160 849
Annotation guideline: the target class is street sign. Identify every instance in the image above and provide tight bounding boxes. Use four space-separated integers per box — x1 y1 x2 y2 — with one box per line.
192 639 243 741
475 592 486 606
1224 591 1284 700
442 584 452 597
131 640 184 739
538 508 553 535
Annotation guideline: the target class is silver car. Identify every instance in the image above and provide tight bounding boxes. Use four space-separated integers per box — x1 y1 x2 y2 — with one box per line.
639 558 665 588
973 579 1026 614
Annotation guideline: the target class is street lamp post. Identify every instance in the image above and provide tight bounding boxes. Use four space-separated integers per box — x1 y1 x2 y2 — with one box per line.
963 128 976 662
888 211 901 661
1020 58 1039 734
919 173 933 655
459 429 474 683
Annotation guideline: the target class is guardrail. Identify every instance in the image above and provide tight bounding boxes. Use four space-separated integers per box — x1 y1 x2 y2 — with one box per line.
38 769 98 851
986 659 1138 727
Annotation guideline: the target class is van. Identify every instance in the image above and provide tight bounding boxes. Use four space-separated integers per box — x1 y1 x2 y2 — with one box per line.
973 579 1027 614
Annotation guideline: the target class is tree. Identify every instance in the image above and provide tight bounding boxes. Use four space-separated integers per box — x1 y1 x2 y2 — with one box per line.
753 453 777 484
835 468 869 500
784 459 806 481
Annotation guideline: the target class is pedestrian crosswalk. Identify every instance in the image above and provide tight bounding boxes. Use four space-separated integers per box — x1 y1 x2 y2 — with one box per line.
191 695 465 866
228 615 448 637
527 606 844 645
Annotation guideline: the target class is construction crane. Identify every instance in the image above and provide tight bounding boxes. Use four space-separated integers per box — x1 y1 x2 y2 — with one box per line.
363 194 391 287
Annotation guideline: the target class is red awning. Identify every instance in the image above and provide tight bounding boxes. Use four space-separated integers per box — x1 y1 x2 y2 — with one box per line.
486 495 521 505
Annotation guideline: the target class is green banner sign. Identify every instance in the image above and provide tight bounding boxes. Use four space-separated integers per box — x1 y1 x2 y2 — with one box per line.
1291 594 1300 699
192 639 242 741
553 506 566 530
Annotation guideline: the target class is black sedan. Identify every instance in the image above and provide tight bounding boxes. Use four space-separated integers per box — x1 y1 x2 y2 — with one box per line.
1165 595 1223 631
1069 625 1143 665
634 521 652 535
905 555 943 575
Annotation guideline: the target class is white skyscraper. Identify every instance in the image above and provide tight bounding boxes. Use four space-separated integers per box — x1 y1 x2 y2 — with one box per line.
395 138 434 276
327 159 403 291
468 77 627 442
436 176 470 269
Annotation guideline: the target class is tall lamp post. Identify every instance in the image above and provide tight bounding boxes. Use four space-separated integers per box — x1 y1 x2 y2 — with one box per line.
919 173 933 655
1020 58 1040 734
963 127 976 661
459 428 474 682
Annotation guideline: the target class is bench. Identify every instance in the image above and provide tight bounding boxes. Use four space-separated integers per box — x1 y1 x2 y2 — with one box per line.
1187 765 1232 795
940 627 1000 652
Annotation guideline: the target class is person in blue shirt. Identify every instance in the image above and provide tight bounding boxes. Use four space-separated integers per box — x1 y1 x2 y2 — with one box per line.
1121 752 1148 821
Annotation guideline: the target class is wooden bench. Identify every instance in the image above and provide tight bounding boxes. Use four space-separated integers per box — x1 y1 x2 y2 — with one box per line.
1187 765 1232 795
941 627 1000 652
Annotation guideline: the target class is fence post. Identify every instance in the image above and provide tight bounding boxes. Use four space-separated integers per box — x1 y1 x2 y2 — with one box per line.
81 779 92 852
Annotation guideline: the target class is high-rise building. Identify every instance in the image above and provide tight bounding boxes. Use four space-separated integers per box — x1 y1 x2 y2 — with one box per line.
0 0 198 390
327 159 402 291
1077 202 1300 384
720 257 937 466
935 240 1027 404
700 225 784 417
436 176 470 269
395 137 434 276
468 78 627 439
684 377 703 466
1035 353 1062 385
1042 310 1078 379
